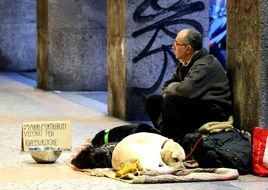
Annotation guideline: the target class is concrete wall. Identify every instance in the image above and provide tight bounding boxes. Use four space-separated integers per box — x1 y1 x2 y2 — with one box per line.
37 0 107 91
0 0 36 71
108 0 209 120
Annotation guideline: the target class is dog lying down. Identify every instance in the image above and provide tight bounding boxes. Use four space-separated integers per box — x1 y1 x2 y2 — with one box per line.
112 132 186 173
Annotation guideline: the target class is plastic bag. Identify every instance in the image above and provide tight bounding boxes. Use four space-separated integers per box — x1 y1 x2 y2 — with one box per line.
252 127 268 176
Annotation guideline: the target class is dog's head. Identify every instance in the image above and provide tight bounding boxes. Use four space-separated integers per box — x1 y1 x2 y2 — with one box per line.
160 139 186 168
71 145 96 169
71 143 117 169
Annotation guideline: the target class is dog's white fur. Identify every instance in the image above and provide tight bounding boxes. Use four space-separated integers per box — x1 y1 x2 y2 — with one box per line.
112 132 185 172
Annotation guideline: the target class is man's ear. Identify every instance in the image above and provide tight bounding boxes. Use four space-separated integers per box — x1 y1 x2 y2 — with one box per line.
186 45 193 53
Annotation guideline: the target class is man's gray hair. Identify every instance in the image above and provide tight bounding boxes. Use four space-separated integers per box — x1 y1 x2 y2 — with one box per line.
184 29 203 51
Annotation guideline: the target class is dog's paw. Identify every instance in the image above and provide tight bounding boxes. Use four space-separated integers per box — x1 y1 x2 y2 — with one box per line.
115 159 141 178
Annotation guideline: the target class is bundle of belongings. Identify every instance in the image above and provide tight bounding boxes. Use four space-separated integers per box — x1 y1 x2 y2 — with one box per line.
179 116 252 175
68 119 251 183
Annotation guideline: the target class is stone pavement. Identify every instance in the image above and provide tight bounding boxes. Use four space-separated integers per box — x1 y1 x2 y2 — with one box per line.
0 72 267 190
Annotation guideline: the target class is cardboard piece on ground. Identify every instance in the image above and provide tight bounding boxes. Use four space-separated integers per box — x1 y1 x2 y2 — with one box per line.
21 120 72 151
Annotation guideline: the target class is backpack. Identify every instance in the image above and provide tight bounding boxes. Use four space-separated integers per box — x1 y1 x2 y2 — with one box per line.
180 129 252 174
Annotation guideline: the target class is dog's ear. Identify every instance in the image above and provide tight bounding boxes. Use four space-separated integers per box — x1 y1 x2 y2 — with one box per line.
160 149 166 158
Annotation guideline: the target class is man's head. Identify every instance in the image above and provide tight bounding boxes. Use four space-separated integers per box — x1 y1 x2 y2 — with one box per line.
172 29 203 64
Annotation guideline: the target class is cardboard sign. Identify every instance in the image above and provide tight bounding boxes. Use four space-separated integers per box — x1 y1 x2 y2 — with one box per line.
22 121 72 151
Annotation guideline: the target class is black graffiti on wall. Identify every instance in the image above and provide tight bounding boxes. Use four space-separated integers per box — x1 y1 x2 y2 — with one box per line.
131 0 205 96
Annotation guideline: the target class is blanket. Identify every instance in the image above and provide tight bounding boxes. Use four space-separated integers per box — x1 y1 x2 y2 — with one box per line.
66 159 239 184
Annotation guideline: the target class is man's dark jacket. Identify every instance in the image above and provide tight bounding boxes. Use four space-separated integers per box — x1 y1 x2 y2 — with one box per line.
163 49 232 112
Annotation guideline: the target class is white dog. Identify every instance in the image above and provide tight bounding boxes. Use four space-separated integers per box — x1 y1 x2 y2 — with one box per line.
112 132 185 172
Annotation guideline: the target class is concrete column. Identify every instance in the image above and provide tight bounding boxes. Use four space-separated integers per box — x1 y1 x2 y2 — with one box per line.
107 0 126 119
227 0 268 132
0 0 36 71
108 0 209 120
37 0 107 91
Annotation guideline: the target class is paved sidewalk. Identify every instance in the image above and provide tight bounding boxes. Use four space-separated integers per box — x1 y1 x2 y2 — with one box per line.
0 72 267 190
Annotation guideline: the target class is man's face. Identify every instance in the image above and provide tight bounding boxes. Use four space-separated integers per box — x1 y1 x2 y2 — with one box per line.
172 32 188 61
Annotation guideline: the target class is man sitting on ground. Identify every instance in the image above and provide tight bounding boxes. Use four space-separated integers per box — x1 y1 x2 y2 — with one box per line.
146 28 232 142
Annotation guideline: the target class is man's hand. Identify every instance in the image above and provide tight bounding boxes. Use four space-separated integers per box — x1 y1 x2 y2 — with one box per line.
162 82 180 97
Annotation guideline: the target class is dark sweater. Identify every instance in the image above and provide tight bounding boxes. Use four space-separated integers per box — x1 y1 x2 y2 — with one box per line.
163 49 232 112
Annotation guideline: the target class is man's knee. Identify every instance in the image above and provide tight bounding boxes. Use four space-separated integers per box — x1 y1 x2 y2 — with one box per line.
162 95 190 110
145 94 162 109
